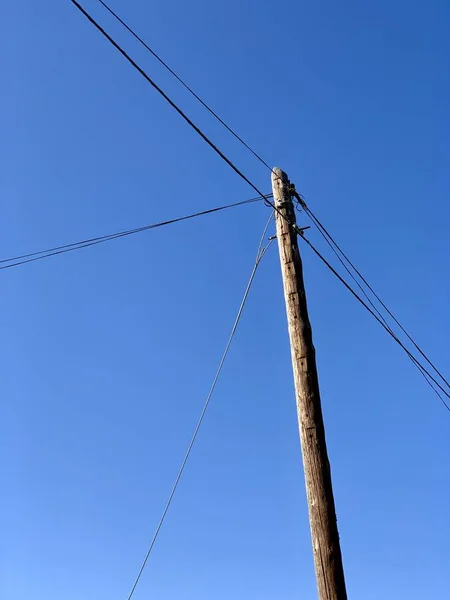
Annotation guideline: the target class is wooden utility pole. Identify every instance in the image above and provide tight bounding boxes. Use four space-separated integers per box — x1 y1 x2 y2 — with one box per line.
272 167 347 600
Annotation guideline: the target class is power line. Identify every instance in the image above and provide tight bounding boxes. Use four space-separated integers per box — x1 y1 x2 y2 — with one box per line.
90 1 447 394
85 0 448 394
70 1 295 239
304 212 392 330
299 200 450 392
70 0 271 204
95 0 273 173
80 0 442 404
306 219 445 399
293 200 443 396
0 194 269 271
70 0 448 408
125 223 274 600
300 230 450 409
290 190 450 394
71 0 448 398
298 232 450 412
257 213 274 259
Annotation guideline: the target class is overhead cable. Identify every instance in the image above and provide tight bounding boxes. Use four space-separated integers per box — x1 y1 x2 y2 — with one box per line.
124 221 275 599
96 0 273 172
70 0 271 204
304 206 450 391
298 232 450 412
0 195 269 271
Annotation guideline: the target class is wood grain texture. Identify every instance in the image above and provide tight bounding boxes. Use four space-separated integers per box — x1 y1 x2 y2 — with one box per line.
272 168 347 600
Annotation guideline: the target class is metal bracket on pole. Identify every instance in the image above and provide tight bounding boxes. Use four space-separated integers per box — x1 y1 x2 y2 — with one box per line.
294 225 311 236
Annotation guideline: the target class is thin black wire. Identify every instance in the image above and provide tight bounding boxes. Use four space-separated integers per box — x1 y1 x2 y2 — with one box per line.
96 0 273 173
125 227 274 600
304 217 445 398
70 0 271 205
303 204 450 391
257 213 274 259
294 200 439 388
299 233 450 412
70 1 292 236
285 190 447 407
0 195 269 271
304 212 392 330
75 0 448 401
71 0 448 407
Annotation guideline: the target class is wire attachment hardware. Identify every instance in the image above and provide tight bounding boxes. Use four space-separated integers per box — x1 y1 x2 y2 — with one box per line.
289 182 307 210
294 225 311 236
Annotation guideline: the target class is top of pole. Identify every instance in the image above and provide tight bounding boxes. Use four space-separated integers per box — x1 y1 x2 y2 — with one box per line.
271 166 287 181
271 167 291 208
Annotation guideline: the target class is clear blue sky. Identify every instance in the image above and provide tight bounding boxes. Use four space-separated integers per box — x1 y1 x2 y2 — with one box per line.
2 1 449 598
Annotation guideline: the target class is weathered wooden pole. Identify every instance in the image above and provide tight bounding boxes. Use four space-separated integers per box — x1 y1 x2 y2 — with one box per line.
272 167 347 600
